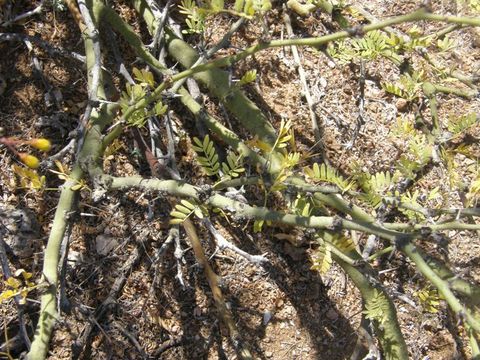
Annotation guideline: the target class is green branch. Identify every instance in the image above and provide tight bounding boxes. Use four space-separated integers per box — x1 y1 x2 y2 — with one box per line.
400 241 480 333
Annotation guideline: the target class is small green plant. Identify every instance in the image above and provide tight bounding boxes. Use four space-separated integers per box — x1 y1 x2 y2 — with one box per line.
119 68 167 128
12 165 46 191
447 112 478 136
179 0 206 34
191 135 245 180
310 239 332 274
363 288 390 325
50 161 90 191
382 71 425 101
327 30 402 65
416 286 442 313
179 0 272 34
237 69 257 86
0 269 38 305
304 162 355 192
357 171 394 208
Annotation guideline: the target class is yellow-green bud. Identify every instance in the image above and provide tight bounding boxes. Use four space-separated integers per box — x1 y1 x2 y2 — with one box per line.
29 138 52 152
19 153 40 169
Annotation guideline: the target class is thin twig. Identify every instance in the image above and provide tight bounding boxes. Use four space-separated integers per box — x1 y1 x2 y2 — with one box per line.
182 219 253 360
72 239 144 359
202 218 268 265
41 139 76 169
149 0 173 57
114 322 149 359
1 0 45 27
169 17 245 94
173 226 186 288
23 39 53 101
347 59 366 149
104 25 135 85
283 9 323 147
0 33 86 63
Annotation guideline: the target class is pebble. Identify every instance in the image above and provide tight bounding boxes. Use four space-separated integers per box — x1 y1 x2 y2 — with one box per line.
395 98 408 112
326 308 339 320
95 234 119 255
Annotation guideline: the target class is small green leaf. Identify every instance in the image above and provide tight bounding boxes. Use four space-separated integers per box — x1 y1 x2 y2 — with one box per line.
238 69 257 86
194 207 204 219
171 211 188 219
180 199 196 210
175 205 192 214
169 218 185 225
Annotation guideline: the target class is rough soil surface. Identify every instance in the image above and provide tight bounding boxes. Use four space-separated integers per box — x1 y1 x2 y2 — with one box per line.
1 0 480 359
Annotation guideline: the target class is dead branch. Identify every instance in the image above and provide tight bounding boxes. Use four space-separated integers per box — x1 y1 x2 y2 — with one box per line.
0 33 86 63
283 9 323 148
182 219 253 360
202 218 268 265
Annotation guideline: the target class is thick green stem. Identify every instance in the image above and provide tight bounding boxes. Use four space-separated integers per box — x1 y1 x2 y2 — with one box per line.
165 33 278 146
400 241 480 333
26 167 82 360
92 0 168 73
107 175 406 241
27 2 118 355
333 254 409 359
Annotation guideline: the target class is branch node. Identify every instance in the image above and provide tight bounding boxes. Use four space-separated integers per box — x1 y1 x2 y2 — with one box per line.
347 25 365 38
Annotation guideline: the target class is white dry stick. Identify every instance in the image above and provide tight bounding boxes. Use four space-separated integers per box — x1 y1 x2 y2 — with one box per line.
0 33 86 63
202 218 269 265
362 234 378 259
1 0 45 27
148 0 173 57
173 226 186 287
283 10 322 145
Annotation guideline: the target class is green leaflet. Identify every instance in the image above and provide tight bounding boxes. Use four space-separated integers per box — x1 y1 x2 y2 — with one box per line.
363 288 390 325
169 199 207 224
192 135 245 181
304 163 355 192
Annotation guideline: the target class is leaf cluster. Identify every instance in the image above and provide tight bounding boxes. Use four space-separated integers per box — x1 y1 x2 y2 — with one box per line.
416 286 442 313
119 68 167 128
304 163 355 192
327 30 401 65
363 288 390 325
192 135 245 180
50 161 90 191
179 0 272 34
310 232 355 275
447 112 478 136
382 70 425 101
12 164 46 191
170 199 208 224
0 269 36 305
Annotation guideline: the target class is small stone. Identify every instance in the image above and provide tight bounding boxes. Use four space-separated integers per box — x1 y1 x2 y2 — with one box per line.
265 351 273 358
395 98 408 112
275 298 284 308
326 308 339 320
171 325 180 334
95 234 119 255
263 310 273 325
